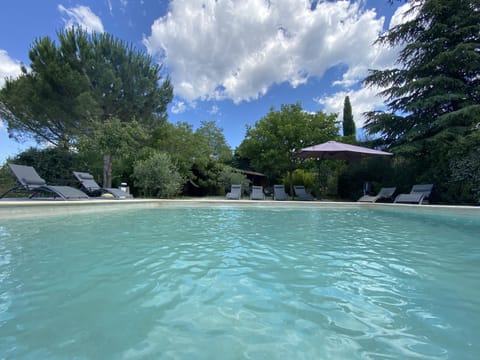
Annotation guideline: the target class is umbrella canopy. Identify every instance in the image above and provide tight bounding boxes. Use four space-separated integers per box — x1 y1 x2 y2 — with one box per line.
296 141 393 160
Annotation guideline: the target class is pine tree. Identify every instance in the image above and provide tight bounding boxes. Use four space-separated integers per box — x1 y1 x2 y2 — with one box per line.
0 28 173 186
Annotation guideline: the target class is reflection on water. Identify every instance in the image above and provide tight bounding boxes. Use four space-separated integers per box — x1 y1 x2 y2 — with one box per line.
0 206 479 359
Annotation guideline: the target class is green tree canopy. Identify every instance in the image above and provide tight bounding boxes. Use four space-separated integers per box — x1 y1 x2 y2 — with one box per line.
195 120 233 163
150 120 233 195
236 103 339 190
0 27 173 186
151 121 206 181
363 0 479 149
363 0 480 202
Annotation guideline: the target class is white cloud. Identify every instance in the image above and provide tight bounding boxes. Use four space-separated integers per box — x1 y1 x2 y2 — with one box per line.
209 105 220 115
315 86 385 129
58 5 105 33
170 100 187 114
0 51 24 131
389 1 419 29
107 0 113 16
0 50 23 89
331 1 418 88
120 0 129 13
144 0 391 103
317 2 416 129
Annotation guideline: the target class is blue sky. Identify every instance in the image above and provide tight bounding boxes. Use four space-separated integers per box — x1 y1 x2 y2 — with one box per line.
0 0 409 163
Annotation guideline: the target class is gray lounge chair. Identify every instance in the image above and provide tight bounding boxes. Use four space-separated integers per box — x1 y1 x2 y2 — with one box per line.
226 184 241 200
394 184 433 204
358 187 396 203
73 171 133 199
1 163 90 200
273 185 288 200
250 185 265 200
294 185 314 201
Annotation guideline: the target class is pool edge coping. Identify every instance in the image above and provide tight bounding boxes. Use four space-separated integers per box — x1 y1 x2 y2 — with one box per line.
0 197 479 208
1 198 479 212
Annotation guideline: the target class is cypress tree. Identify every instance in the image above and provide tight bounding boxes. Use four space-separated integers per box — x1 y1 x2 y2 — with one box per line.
342 96 356 137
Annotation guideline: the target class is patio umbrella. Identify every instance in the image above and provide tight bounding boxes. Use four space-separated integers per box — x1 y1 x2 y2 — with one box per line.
296 140 393 160
295 140 393 198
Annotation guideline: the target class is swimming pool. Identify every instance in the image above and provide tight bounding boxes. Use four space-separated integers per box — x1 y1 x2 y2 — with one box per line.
0 203 479 359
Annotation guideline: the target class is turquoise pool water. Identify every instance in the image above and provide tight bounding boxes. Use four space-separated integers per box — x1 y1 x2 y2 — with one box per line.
0 204 479 359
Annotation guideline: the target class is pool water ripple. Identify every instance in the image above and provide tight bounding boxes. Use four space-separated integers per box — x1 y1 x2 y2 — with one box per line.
0 206 479 359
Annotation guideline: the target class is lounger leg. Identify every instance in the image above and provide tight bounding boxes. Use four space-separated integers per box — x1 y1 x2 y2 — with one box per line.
0 185 22 198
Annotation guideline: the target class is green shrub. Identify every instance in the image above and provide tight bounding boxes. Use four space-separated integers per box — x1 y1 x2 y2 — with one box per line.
449 146 480 203
7 147 83 186
133 152 184 198
218 166 249 195
283 169 317 196
0 164 17 197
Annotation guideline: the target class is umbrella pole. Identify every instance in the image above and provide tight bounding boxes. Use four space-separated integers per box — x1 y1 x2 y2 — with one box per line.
317 160 322 200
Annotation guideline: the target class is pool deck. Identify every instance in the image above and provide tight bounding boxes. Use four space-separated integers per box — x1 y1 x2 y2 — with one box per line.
1 197 479 219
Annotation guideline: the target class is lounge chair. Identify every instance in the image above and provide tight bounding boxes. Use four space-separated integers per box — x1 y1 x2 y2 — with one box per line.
226 184 241 200
73 171 133 199
250 185 265 200
358 187 397 203
273 185 289 200
294 185 314 201
1 163 90 200
394 184 433 204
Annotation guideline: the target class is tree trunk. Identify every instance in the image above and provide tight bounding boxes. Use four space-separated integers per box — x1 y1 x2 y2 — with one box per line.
103 153 112 188
288 170 294 200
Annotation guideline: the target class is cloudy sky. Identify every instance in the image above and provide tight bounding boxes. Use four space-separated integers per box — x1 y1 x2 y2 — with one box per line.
0 0 409 162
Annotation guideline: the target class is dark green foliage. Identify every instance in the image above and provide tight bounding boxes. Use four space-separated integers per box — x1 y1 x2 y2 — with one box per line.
363 0 480 203
188 161 222 196
150 121 200 181
342 96 356 138
237 103 339 185
0 164 18 197
282 169 317 197
448 132 480 203
364 0 479 147
2 147 82 187
338 156 397 201
217 167 250 196
149 120 233 196
0 28 172 147
133 152 184 198
0 146 137 195
0 28 173 187
195 120 233 163
0 148 91 197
